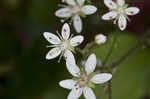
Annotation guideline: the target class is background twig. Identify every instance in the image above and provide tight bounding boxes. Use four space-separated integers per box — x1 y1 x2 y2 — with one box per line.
108 80 112 99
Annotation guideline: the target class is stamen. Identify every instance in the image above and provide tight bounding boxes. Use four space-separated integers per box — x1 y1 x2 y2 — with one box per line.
60 19 65 23
72 50 76 54
69 22 72 25
58 4 67 8
56 30 63 41
47 45 59 48
113 19 117 24
70 18 73 24
46 45 55 48
60 17 70 23
69 34 74 41
127 17 131 22
61 0 65 3
58 51 63 63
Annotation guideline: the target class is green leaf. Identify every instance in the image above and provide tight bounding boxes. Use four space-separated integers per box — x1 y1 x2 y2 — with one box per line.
88 81 95 89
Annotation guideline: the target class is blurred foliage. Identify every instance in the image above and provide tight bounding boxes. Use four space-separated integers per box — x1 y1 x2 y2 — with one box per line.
93 32 150 99
0 0 150 99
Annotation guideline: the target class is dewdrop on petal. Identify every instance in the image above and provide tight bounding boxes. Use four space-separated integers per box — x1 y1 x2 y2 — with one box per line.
95 34 107 45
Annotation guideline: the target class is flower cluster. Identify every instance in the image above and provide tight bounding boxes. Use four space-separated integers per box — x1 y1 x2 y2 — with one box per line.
44 23 111 99
55 0 97 33
102 0 140 31
43 0 140 99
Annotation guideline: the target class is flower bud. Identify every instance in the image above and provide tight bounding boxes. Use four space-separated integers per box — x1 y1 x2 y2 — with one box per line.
95 34 107 45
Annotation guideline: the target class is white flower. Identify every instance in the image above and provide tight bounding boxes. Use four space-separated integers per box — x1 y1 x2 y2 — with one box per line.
59 53 112 99
102 0 140 31
95 34 107 44
43 23 84 62
55 0 97 33
81 58 102 67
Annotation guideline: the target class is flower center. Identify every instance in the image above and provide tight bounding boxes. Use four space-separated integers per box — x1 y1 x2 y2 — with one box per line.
117 6 125 15
61 40 70 50
77 74 89 88
71 5 81 14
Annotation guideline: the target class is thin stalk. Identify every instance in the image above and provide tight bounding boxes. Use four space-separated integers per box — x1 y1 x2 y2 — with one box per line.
110 42 139 70
108 32 150 70
108 80 112 99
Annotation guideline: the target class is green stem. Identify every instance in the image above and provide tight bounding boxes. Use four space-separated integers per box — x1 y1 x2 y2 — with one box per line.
76 42 96 55
110 42 139 70
108 32 150 71
108 80 112 99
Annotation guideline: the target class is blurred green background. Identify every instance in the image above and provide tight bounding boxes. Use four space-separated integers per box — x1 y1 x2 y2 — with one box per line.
0 0 150 99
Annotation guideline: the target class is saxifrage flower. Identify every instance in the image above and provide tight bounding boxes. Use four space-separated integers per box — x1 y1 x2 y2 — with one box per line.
55 0 97 33
43 23 84 62
102 0 140 31
59 52 112 99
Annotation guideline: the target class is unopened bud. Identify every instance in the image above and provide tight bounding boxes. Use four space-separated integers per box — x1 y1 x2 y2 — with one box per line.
95 34 107 45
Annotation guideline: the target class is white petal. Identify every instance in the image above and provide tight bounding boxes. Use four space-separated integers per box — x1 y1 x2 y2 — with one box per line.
70 35 84 47
59 79 76 90
68 88 83 99
81 5 97 15
90 73 112 84
61 23 70 40
43 32 61 44
125 7 140 15
73 15 82 33
85 54 97 75
46 47 61 60
64 50 76 65
83 87 96 99
65 51 80 77
66 63 81 77
65 0 76 5
117 0 125 7
102 11 117 20
55 8 71 18
104 0 117 9
118 15 127 31
77 0 85 6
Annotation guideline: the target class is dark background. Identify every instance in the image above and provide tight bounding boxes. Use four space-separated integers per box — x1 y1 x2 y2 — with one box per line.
0 0 150 99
